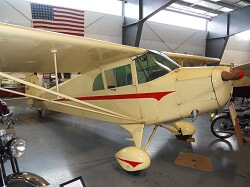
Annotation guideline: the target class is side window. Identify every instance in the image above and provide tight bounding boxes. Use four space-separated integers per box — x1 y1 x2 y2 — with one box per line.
105 64 132 89
135 54 168 84
93 73 104 91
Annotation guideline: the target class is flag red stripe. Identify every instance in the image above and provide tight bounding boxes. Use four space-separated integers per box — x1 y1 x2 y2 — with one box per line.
54 15 84 21
32 21 84 28
54 10 84 17
58 32 84 36
53 6 84 13
54 18 84 24
32 25 84 32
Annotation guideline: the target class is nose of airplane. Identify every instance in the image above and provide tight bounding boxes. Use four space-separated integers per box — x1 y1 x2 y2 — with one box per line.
212 67 244 107
221 69 245 81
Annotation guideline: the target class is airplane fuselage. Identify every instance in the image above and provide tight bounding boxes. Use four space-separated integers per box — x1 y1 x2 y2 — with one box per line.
32 51 233 125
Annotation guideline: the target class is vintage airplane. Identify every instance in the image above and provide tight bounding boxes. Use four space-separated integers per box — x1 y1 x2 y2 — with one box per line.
0 22 245 172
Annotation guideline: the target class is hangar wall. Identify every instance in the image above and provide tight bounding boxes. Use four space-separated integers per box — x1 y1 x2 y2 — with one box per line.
140 21 207 56
0 0 207 56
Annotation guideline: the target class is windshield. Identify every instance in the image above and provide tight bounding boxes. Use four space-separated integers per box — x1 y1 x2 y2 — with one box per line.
135 50 180 83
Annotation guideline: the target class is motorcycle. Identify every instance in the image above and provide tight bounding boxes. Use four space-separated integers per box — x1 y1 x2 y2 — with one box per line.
210 107 250 139
0 100 49 187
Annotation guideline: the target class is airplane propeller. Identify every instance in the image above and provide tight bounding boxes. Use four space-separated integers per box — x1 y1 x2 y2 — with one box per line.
221 69 244 81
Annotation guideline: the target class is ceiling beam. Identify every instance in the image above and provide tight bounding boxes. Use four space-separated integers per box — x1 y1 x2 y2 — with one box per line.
122 0 178 47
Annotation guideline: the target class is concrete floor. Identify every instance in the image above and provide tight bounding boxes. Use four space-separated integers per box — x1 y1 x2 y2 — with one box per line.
2 98 250 187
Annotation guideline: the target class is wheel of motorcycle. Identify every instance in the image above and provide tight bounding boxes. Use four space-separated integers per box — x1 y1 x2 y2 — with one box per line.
8 182 36 187
175 135 192 140
211 116 234 139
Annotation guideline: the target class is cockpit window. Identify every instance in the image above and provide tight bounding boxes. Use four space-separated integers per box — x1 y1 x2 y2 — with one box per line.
135 51 180 84
105 64 132 89
93 73 104 91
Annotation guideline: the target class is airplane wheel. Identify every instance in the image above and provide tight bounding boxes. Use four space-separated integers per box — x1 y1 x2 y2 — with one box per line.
124 169 142 176
175 135 192 140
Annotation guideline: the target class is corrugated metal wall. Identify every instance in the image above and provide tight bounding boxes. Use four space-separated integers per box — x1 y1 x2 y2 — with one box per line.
140 21 207 56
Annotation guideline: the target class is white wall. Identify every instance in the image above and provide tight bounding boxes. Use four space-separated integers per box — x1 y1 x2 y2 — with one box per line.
221 34 250 66
0 0 207 55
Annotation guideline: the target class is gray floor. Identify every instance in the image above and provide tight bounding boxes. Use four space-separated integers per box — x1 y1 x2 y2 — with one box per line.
3 98 250 187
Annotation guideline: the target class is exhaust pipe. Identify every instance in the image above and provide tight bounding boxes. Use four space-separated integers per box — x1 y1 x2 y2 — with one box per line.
191 109 199 122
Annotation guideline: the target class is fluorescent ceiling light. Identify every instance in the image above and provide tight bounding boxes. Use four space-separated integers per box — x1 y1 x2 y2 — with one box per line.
182 0 200 3
210 0 221 2
205 12 218 17
220 7 233 12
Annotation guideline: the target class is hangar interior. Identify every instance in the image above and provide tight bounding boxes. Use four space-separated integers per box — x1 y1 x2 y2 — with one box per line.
0 0 250 186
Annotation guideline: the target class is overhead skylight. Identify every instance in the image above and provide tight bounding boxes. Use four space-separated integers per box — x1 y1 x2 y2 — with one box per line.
27 0 122 16
197 1 222 10
148 10 207 31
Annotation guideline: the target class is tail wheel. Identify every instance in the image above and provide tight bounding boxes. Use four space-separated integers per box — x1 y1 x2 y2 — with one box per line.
175 135 192 140
211 116 234 139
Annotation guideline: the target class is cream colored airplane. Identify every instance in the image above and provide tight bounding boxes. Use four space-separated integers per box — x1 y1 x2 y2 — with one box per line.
0 22 245 172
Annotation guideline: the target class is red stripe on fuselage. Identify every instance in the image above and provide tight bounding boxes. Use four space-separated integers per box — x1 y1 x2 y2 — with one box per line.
116 157 143 168
56 91 174 102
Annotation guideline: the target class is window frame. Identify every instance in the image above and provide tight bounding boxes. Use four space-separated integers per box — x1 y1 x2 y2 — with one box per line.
102 60 135 90
133 50 180 84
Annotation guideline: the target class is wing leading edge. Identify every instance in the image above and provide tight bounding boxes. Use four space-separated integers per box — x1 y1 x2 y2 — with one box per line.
165 52 220 67
0 22 146 73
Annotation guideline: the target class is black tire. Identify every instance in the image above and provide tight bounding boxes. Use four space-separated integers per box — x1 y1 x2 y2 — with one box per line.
175 135 192 140
124 170 142 176
8 182 36 187
211 116 234 139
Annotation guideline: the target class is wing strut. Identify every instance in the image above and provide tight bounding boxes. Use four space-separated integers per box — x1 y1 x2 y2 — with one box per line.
0 72 142 123
51 49 60 96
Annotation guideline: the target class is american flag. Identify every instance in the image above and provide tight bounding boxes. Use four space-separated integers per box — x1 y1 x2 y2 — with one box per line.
31 3 84 37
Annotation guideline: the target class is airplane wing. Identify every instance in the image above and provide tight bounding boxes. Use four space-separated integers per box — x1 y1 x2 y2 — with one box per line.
164 52 220 67
0 22 146 73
